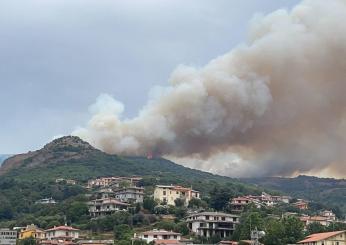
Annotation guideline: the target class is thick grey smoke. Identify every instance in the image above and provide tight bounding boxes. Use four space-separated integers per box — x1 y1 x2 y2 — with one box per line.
74 0 346 178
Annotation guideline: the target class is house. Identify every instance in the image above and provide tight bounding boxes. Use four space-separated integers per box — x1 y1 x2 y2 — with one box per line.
55 179 76 185
154 185 200 206
230 192 291 212
320 210 336 221
134 229 181 243
298 230 346 245
36 198 57 204
0 229 17 245
186 212 240 238
230 197 262 212
114 187 144 203
293 200 309 210
44 225 79 241
95 188 114 199
87 176 142 188
88 198 129 217
19 224 45 240
299 214 335 228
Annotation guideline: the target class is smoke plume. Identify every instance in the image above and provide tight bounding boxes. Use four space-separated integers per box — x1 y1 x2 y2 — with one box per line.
74 0 346 178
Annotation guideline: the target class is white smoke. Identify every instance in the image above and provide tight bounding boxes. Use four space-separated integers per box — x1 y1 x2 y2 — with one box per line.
74 0 346 178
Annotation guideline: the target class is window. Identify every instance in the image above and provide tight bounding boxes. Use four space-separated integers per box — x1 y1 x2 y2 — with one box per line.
174 235 177 239
163 191 166 195
144 235 148 238
206 216 209 220
222 217 225 221
154 235 157 238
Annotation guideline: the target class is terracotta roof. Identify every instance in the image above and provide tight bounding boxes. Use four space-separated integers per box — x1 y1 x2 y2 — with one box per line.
154 240 181 245
218 241 238 245
298 231 345 243
45 226 79 232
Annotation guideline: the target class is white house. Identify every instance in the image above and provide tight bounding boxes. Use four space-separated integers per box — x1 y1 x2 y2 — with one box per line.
154 185 200 206
114 187 144 203
186 212 240 238
134 230 181 243
298 230 346 245
0 229 17 245
88 198 129 217
44 226 79 241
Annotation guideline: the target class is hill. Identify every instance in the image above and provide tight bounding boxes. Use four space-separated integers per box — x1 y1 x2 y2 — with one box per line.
243 175 346 216
0 136 254 191
0 136 262 227
0 155 12 166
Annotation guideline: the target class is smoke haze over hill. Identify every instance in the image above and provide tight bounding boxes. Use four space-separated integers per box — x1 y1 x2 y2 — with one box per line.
74 0 346 178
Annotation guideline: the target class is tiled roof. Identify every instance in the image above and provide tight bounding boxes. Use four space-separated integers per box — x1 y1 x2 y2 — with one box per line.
298 231 345 243
45 226 79 232
154 240 181 245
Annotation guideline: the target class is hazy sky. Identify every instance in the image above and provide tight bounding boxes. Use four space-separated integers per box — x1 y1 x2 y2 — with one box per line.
0 0 300 154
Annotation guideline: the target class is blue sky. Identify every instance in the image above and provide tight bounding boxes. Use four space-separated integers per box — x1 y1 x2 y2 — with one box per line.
0 0 300 153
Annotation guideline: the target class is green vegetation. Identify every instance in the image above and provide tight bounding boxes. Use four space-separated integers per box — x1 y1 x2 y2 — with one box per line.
244 175 346 216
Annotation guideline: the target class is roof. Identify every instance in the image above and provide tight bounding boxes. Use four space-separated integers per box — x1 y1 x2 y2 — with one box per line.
45 226 80 232
141 230 181 236
89 198 130 206
155 185 199 193
154 240 181 245
298 231 345 243
218 241 238 245
187 212 239 218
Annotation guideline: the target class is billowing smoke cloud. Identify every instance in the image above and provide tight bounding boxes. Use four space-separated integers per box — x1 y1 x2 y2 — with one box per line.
74 0 346 178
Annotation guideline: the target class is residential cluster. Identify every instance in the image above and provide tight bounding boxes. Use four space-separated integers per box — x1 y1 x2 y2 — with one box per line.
3 176 345 245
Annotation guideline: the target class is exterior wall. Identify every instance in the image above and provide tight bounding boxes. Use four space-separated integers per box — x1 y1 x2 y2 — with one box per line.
45 230 79 240
186 213 239 238
19 230 45 239
138 234 181 243
299 232 346 245
154 186 200 206
114 188 144 203
0 229 17 245
88 199 128 217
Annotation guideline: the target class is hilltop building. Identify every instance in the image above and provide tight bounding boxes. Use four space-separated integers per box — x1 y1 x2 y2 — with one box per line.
114 187 144 203
293 199 309 210
134 229 181 244
0 229 17 245
88 198 129 217
186 212 239 238
154 185 200 206
298 230 346 245
87 176 142 188
36 198 57 204
230 192 291 212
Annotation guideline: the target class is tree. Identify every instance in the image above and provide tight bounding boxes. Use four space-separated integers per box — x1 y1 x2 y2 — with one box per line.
263 219 285 245
155 220 175 231
232 212 264 241
66 201 89 223
143 197 157 213
188 198 208 209
114 224 133 241
18 237 36 245
209 186 233 211
281 216 304 244
174 198 185 207
306 222 326 235
174 222 189 236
